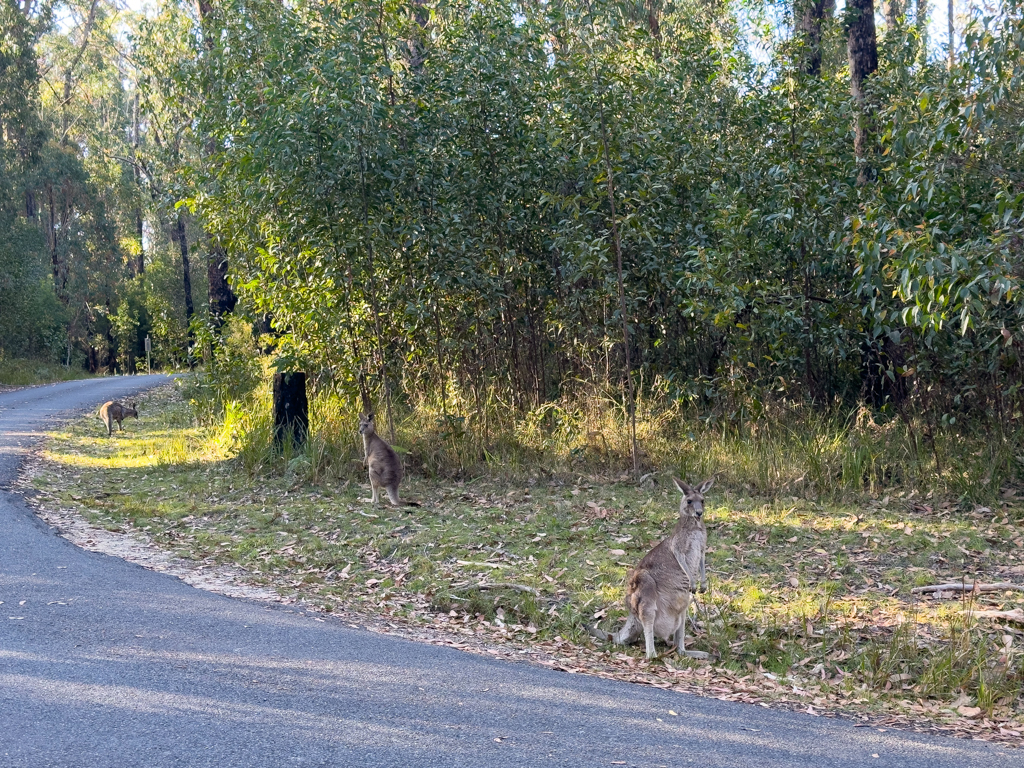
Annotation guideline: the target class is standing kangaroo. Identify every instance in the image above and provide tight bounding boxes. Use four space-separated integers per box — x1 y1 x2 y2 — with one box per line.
591 478 713 659
98 401 138 437
358 413 404 506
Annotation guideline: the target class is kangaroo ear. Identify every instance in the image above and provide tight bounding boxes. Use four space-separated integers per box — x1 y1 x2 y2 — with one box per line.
366 413 375 422
696 478 714 494
672 477 692 494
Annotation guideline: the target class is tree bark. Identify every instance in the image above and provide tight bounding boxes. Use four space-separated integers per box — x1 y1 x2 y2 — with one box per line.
947 0 954 69
796 0 835 77
132 93 144 275
207 237 236 327
883 0 903 29
47 183 61 298
646 0 662 60
407 0 429 71
175 211 195 324
847 0 878 185
917 0 929 66
273 372 309 450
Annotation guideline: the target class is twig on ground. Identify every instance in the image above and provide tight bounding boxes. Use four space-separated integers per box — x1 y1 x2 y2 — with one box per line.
456 560 508 569
911 582 1024 594
460 581 541 596
968 608 1024 623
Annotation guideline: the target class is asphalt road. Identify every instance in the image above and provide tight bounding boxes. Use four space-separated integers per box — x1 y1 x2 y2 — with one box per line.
0 376 1017 767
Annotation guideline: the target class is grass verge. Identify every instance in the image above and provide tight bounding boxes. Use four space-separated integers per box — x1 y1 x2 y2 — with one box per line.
0 357 95 387
21 382 1024 744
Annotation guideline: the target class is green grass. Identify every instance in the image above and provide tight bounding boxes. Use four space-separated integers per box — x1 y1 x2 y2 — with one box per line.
0 357 96 386
27 381 1024 735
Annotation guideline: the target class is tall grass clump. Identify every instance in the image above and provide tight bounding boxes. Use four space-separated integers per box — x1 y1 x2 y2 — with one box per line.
857 605 1022 714
185 321 1024 501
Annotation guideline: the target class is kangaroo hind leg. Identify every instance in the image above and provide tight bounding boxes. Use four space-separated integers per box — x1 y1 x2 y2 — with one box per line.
642 618 657 659
361 478 379 504
674 595 708 659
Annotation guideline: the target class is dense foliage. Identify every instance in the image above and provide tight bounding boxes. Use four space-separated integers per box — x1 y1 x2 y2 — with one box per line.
4 0 1024 484
0 0 205 373
190 1 1022 408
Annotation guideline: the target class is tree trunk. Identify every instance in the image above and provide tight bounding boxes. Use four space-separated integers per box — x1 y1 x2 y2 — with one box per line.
195 0 237 331
883 0 903 29
796 0 835 76
917 0 929 66
273 372 309 450
176 211 195 324
947 0 954 69
47 183 62 299
132 93 144 275
597 95 638 475
847 0 878 185
407 0 429 72
207 237 235 328
646 0 662 60
847 0 902 406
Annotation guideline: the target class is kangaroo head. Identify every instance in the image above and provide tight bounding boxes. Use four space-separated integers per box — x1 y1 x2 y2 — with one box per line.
128 402 138 418
673 477 714 519
358 413 376 435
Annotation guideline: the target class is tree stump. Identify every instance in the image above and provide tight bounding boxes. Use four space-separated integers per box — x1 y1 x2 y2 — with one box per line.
273 372 308 450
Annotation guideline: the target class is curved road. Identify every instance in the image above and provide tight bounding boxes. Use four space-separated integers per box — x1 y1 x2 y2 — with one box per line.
0 377 1016 767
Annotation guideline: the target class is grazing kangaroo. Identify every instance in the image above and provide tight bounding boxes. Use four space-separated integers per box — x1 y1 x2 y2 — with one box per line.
358 413 405 506
98 401 138 437
590 478 713 659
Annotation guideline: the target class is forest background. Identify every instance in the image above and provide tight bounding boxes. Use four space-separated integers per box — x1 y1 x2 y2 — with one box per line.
3 0 1024 498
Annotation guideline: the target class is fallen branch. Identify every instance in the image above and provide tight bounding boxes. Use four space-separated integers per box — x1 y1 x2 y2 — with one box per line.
456 560 508 569
910 582 1024 594
968 608 1024 623
453 581 541 597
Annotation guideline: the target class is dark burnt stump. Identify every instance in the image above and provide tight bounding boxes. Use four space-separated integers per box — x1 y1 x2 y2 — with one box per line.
273 372 309 450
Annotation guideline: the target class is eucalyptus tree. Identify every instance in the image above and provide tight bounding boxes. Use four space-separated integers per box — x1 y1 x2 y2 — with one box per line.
850 1 1024 427
0 0 63 360
165 0 1024 463
194 0 236 328
132 1 213 330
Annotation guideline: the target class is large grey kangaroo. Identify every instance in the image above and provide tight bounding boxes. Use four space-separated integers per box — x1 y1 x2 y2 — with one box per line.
98 401 138 437
591 478 713 659
358 413 405 506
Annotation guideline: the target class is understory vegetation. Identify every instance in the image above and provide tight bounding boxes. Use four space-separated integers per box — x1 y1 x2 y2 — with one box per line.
0 356 93 387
